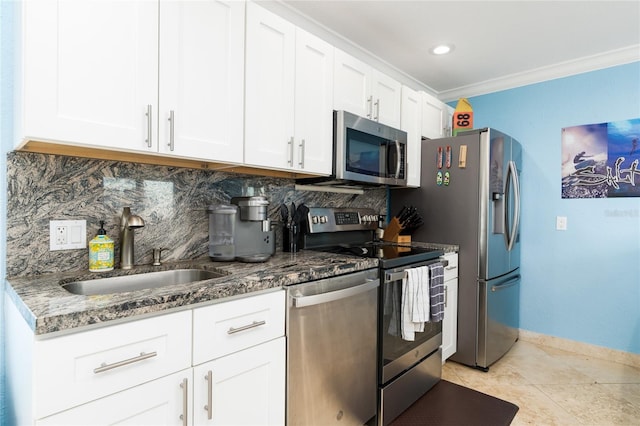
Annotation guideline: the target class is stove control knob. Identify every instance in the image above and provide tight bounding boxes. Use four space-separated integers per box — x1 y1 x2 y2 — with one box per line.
311 215 319 224
320 215 328 224
372 214 378 222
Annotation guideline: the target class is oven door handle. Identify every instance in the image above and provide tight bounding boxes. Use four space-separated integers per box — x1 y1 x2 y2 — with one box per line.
385 260 449 282
292 279 379 308
386 271 407 282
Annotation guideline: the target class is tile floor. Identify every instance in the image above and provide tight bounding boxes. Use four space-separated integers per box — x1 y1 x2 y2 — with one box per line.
442 340 640 425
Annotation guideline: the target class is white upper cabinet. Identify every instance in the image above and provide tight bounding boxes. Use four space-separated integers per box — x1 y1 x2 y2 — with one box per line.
293 29 335 175
158 0 245 163
421 91 453 140
401 86 422 187
244 2 333 175
20 0 245 164
334 49 401 128
20 0 159 152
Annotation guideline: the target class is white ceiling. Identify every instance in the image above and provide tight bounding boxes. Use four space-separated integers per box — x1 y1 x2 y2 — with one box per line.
278 0 640 100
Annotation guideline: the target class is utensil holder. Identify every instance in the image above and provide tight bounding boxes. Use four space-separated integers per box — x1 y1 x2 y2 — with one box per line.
283 223 299 253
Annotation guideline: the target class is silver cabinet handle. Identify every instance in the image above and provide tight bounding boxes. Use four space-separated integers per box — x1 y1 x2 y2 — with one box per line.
145 105 153 148
227 320 266 334
444 285 448 308
299 139 305 168
180 378 188 426
374 98 380 121
293 278 379 308
168 110 175 152
204 370 213 420
93 351 157 374
367 96 373 118
287 137 294 166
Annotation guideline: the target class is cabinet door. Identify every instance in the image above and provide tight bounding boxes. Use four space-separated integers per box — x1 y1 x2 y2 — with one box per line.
22 0 158 151
159 0 244 163
371 70 401 128
36 369 193 425
421 91 447 140
442 279 458 361
441 253 459 361
192 338 286 425
294 29 334 175
401 86 422 187
33 310 192 419
244 2 295 170
333 49 372 119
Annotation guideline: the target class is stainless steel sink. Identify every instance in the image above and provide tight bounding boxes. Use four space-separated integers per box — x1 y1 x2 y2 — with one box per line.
61 269 226 296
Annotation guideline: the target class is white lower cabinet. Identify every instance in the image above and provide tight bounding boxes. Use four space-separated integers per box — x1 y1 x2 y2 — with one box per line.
192 338 285 425
441 253 459 361
36 369 193 425
5 290 285 425
192 290 286 425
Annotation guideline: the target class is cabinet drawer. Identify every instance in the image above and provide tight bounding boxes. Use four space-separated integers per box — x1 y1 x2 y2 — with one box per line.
193 290 285 365
33 310 192 419
36 368 192 425
442 253 458 281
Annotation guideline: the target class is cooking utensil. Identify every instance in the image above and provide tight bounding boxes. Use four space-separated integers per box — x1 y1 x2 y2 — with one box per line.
296 203 309 225
280 203 289 224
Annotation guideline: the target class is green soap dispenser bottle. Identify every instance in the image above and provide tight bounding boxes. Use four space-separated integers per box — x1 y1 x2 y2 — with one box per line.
89 220 114 272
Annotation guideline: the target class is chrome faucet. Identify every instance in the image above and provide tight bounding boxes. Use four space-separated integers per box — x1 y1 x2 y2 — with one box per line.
119 207 145 269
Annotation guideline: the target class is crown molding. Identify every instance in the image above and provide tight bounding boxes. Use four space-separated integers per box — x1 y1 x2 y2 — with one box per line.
438 45 640 103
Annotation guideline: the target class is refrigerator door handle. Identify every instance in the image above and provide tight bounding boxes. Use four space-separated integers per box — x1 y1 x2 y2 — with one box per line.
505 160 521 251
491 275 520 292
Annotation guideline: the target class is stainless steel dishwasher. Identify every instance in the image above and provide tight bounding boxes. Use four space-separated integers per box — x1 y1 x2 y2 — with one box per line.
286 268 379 425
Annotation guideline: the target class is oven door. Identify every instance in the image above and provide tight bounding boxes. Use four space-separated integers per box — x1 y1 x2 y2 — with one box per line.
379 263 443 385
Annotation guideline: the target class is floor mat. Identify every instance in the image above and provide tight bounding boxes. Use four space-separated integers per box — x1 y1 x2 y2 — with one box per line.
390 379 519 426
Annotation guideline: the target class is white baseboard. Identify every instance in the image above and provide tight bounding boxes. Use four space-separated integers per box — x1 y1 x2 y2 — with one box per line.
518 329 640 369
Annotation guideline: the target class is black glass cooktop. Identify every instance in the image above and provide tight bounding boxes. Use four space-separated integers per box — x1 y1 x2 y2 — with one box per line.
313 242 443 269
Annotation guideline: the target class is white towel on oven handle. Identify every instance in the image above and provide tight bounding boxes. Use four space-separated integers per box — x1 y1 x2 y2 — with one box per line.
401 266 430 341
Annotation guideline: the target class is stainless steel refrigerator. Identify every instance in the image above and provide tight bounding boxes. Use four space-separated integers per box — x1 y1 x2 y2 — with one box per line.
391 128 521 370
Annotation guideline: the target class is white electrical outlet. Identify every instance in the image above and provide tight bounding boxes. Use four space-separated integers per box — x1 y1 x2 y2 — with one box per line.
50 220 87 250
556 216 568 231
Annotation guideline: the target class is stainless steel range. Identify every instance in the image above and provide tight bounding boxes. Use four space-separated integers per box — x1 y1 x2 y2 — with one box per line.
303 207 445 426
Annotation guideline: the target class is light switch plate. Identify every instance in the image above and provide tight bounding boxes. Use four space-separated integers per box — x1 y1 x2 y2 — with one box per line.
556 216 567 231
50 220 87 250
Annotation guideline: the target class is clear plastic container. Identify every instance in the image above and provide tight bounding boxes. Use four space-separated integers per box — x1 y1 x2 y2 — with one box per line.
208 204 237 261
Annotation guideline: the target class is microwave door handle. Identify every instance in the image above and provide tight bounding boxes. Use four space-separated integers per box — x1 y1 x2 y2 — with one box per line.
394 140 401 178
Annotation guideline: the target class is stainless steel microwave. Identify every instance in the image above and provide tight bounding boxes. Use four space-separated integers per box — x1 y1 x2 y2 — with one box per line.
296 110 408 188
334 110 407 186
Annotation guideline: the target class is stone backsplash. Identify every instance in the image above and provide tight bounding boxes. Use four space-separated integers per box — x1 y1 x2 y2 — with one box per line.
6 152 386 277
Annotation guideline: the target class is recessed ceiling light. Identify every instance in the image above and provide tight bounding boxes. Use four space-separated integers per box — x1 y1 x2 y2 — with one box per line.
430 44 454 55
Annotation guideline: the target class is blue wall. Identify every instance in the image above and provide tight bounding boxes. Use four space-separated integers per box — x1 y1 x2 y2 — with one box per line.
465 62 640 354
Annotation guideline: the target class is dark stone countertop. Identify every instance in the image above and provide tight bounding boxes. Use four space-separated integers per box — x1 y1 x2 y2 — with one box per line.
5 250 378 336
410 242 459 254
